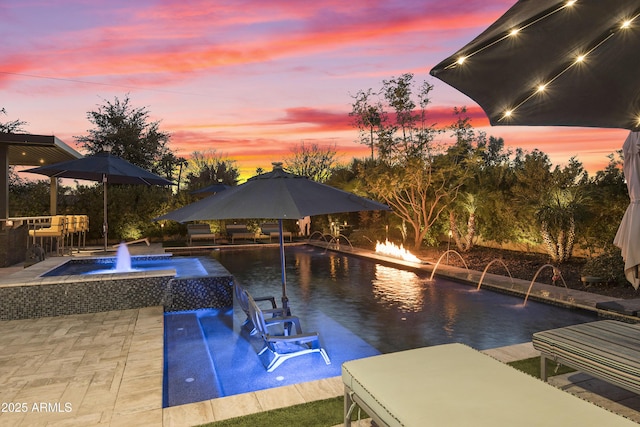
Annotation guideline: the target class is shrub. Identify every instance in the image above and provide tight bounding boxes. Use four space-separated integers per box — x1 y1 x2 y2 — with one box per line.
580 249 626 284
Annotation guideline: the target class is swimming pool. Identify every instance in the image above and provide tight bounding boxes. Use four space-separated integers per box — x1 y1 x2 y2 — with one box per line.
163 245 597 406
213 245 596 352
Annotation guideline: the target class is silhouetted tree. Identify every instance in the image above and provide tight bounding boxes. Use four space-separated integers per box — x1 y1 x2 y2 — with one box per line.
285 142 337 182
0 107 27 133
185 149 240 189
75 94 172 175
350 89 385 160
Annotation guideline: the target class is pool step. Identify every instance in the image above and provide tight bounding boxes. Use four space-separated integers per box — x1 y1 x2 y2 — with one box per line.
163 311 223 407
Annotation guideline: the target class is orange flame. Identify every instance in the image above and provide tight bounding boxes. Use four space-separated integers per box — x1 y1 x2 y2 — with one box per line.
375 239 421 263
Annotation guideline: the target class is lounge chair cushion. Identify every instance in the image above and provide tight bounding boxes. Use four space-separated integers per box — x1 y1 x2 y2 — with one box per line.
532 320 640 394
342 343 636 426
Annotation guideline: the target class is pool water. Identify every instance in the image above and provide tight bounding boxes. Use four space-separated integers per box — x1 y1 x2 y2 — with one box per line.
41 256 209 278
163 246 597 406
213 246 597 353
163 306 379 406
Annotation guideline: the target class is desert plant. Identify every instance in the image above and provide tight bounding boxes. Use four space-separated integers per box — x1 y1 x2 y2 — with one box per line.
580 249 625 284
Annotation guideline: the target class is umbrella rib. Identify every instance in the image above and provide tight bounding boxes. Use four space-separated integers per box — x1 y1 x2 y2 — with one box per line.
50 170 70 178
497 8 640 124
441 2 573 70
499 32 616 123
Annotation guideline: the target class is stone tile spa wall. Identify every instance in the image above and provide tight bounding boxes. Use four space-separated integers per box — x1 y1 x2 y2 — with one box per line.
0 273 233 320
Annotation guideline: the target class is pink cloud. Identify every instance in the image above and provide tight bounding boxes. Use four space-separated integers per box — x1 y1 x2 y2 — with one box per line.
277 108 351 130
1 0 516 86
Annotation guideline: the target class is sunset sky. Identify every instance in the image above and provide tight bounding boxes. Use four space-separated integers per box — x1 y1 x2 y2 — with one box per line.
1 0 629 181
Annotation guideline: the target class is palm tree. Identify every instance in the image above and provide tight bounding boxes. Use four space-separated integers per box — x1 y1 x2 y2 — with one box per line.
449 192 478 252
536 187 586 263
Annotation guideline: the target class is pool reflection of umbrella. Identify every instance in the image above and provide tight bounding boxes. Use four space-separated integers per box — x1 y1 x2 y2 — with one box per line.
23 151 174 252
430 0 640 288
156 162 390 309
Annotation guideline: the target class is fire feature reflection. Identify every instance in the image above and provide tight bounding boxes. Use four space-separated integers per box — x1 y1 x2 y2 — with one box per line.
372 264 424 312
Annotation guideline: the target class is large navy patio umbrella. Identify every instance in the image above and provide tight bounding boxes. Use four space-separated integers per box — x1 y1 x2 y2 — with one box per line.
430 0 640 288
430 0 640 130
189 183 230 196
23 151 174 252
156 162 390 309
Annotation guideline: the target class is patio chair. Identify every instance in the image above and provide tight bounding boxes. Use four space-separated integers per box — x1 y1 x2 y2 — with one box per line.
28 215 67 255
65 215 80 253
233 281 289 334
78 215 89 248
247 292 331 372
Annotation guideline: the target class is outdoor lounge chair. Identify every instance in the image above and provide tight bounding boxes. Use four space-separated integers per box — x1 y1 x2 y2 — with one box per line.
227 224 257 243
532 320 640 395
261 222 292 242
247 291 330 372
28 215 67 255
187 223 217 245
233 281 289 333
342 343 636 427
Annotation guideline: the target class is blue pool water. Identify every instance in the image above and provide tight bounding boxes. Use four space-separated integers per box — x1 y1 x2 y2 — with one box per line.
163 307 379 406
163 245 597 406
41 256 208 278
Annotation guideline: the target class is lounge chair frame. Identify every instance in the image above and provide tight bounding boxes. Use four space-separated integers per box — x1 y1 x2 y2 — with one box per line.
233 281 288 334
246 292 330 372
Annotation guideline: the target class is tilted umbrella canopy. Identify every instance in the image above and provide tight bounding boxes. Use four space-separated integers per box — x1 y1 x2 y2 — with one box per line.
156 163 391 308
430 0 640 130
23 152 174 251
430 0 640 288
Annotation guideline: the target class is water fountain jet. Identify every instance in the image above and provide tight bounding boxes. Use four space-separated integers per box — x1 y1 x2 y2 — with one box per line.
428 250 469 281
308 231 330 242
476 259 515 291
114 243 134 272
87 243 141 275
523 264 568 306
325 234 355 252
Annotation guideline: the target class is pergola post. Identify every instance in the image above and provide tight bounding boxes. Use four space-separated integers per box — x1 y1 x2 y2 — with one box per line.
0 144 8 221
49 177 57 216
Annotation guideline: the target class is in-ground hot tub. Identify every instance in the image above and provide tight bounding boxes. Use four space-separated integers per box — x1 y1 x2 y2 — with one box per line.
0 253 234 320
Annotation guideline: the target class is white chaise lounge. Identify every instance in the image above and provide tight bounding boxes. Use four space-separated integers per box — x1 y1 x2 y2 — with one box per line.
342 343 636 427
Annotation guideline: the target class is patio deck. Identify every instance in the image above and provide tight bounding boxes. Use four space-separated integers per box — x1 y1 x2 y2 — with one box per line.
0 246 639 426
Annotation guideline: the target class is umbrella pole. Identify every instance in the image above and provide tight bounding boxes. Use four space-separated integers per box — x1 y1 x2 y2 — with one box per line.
279 219 289 312
103 175 108 252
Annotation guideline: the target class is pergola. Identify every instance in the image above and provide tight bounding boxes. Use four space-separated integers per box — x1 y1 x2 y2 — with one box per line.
0 133 83 220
